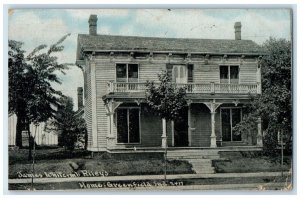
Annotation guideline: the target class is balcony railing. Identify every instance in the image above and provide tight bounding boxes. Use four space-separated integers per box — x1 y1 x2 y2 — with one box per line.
107 81 260 95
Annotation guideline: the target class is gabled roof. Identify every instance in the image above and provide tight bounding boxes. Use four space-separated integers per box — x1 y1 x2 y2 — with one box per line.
77 34 264 59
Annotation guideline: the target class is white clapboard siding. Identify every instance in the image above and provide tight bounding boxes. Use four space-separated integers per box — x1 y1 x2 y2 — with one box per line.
194 64 220 84
95 61 115 149
8 114 58 146
239 63 257 84
85 62 93 147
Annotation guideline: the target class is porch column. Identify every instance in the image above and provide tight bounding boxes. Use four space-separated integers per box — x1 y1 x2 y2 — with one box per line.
204 100 222 148
106 112 115 149
210 111 217 148
188 103 192 146
106 113 111 138
257 117 263 147
107 112 115 137
162 118 167 148
105 101 122 150
171 121 174 147
257 62 262 94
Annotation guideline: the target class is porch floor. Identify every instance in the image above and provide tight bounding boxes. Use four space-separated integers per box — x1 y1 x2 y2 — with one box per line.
106 145 262 153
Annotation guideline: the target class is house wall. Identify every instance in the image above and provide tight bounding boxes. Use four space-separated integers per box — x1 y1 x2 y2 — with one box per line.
140 106 162 147
139 62 165 82
193 61 258 84
84 59 93 148
84 54 259 150
194 64 220 83
239 62 258 84
95 60 115 150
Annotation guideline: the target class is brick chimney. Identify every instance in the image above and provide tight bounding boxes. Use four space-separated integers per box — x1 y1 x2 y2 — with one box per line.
88 14 98 35
234 22 242 40
77 87 83 109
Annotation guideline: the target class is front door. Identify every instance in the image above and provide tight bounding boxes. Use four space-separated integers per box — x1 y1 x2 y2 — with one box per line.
174 107 189 147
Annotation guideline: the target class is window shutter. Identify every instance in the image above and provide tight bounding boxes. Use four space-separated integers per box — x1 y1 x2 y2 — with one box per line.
166 64 173 82
188 64 194 83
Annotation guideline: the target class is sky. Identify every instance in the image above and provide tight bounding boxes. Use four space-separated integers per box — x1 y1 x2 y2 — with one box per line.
8 9 292 110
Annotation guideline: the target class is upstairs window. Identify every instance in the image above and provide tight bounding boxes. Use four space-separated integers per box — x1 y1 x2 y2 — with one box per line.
116 63 139 82
116 64 127 82
128 64 138 82
220 65 239 84
187 64 194 83
172 65 187 84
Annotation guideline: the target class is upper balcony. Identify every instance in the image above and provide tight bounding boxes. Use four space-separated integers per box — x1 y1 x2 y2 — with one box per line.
106 81 261 97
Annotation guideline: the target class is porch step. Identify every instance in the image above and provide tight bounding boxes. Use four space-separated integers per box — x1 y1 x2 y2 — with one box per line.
167 149 221 160
167 150 219 174
168 155 220 159
187 159 216 174
221 142 249 147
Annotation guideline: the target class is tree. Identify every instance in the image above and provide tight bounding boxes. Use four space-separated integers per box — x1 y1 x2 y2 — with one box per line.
234 38 292 155
45 96 87 151
8 34 71 159
145 70 187 179
8 40 28 147
145 70 188 124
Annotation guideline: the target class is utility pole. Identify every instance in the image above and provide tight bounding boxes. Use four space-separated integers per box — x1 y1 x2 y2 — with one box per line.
31 124 38 191
281 129 284 178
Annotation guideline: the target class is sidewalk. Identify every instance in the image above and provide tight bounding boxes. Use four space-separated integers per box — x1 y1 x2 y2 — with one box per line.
9 171 290 184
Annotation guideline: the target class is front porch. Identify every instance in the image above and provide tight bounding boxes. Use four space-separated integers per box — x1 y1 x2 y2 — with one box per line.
103 99 263 151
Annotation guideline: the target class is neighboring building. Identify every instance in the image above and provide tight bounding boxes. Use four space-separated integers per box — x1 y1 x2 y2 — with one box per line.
76 15 264 152
8 114 58 146
8 88 83 148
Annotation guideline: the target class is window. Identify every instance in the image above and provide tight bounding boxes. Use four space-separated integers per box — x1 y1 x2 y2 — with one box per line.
221 108 242 141
116 63 139 82
172 65 187 83
117 108 140 144
128 64 138 82
187 64 194 83
220 65 239 84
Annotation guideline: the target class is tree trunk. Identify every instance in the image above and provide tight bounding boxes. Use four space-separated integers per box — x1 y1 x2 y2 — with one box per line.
16 116 22 148
27 123 33 161
15 114 24 148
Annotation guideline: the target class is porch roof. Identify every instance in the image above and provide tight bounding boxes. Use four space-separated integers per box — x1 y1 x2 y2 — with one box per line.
102 92 256 103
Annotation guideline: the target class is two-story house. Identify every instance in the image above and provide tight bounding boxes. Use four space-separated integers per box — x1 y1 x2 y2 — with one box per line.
76 15 264 153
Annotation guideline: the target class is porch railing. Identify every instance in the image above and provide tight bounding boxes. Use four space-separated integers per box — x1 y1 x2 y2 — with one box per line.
107 81 260 95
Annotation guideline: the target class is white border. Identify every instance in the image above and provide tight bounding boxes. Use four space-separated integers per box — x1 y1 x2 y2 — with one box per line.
1 2 299 199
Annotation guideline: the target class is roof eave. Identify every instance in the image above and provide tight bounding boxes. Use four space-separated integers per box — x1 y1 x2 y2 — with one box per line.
81 48 266 56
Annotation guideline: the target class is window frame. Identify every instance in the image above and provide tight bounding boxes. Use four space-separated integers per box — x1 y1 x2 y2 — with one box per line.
115 63 139 83
172 64 188 84
220 107 243 142
219 65 240 84
187 64 194 83
116 107 141 144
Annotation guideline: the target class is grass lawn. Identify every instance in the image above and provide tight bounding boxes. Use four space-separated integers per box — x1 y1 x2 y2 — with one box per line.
214 151 292 173
9 147 194 178
9 148 293 178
